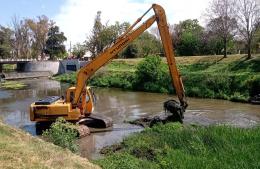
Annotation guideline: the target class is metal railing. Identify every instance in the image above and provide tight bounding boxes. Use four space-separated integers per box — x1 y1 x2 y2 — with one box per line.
0 58 37 62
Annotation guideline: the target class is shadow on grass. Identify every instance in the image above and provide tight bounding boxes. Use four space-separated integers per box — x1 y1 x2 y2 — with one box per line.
229 56 260 72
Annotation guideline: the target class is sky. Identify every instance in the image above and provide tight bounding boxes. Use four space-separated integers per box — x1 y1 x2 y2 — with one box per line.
0 0 211 48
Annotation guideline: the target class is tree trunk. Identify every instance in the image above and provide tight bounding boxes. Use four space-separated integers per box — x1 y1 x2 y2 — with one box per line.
223 38 227 58
247 39 251 59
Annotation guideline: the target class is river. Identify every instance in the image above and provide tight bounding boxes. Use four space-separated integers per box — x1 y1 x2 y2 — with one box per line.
0 78 259 159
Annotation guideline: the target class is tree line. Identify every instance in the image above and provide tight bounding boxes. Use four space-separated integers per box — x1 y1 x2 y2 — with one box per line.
0 0 259 60
0 15 67 60
85 0 259 59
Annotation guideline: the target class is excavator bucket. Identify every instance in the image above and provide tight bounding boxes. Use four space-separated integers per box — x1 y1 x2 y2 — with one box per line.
163 99 184 122
129 99 184 127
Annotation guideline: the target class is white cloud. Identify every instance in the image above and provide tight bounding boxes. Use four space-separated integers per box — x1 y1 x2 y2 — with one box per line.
54 0 211 48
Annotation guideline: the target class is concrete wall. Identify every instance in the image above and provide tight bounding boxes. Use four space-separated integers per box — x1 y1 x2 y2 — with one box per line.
23 61 60 75
20 60 88 75
79 61 88 68
60 60 80 73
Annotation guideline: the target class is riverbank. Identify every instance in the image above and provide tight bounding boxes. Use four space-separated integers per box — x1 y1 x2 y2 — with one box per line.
0 121 100 169
95 123 260 169
0 77 259 168
54 54 260 102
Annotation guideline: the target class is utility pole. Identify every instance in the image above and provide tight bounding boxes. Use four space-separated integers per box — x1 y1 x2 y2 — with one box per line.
69 41 72 57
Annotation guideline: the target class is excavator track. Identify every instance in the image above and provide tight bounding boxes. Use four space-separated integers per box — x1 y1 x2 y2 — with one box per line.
76 114 113 137
78 114 113 128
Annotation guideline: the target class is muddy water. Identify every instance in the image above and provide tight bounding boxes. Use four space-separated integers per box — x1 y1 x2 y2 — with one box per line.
0 79 259 159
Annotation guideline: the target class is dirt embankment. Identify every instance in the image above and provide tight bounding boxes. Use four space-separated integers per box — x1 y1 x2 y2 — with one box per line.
0 121 100 169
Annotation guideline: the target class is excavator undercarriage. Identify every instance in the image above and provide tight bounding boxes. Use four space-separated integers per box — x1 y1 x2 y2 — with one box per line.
31 88 113 136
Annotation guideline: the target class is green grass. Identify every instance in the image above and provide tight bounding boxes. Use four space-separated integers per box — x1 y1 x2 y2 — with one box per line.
106 60 136 72
2 64 16 71
53 72 77 84
178 55 260 73
53 55 260 102
0 81 27 90
43 117 79 153
95 123 260 169
0 121 100 169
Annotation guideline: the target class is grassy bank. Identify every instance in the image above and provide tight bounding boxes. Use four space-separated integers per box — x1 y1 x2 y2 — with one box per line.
2 64 16 71
54 54 260 102
0 121 100 169
0 81 27 90
95 123 260 169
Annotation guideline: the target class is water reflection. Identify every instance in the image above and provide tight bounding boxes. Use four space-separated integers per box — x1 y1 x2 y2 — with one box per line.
0 78 64 130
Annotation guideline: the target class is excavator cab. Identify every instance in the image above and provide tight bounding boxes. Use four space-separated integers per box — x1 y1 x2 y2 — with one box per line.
66 86 95 116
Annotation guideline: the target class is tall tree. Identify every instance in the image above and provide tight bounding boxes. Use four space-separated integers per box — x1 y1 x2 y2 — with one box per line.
100 21 130 49
121 43 138 58
172 19 204 56
0 26 13 59
12 16 32 58
85 11 103 58
44 25 67 60
206 17 237 55
150 27 161 40
235 0 260 59
26 15 52 59
85 11 129 58
121 31 162 58
135 32 163 56
204 30 225 55
72 43 86 58
206 0 237 58
252 26 260 53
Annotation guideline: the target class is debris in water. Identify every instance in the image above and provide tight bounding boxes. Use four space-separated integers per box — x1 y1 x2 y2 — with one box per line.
77 125 90 138
0 81 27 90
249 94 260 105
128 113 183 128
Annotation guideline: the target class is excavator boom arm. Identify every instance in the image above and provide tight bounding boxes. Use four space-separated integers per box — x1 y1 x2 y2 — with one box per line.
153 4 187 108
73 15 156 105
73 4 187 110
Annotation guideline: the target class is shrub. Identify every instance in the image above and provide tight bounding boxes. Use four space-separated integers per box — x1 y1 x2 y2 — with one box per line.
229 92 247 102
90 72 134 90
43 117 79 153
133 55 169 92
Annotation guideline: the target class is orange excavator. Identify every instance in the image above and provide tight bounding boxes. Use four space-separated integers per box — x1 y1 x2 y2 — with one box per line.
30 4 188 131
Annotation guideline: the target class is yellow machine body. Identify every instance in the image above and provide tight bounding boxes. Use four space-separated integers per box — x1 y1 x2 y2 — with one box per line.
30 86 95 122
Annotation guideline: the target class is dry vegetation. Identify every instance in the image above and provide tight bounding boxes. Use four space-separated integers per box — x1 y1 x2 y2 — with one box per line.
0 121 100 169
